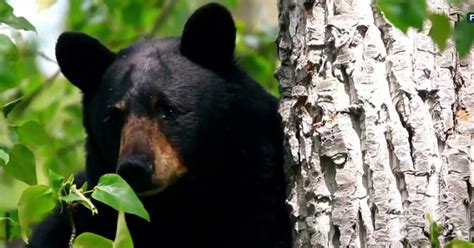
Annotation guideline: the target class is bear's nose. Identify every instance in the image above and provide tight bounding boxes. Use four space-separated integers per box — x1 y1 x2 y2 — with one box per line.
117 155 153 193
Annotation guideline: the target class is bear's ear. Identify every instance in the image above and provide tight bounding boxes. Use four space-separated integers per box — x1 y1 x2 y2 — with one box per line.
55 32 115 93
180 3 236 73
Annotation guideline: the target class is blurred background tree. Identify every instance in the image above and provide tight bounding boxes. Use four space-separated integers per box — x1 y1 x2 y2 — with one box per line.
0 1 279 246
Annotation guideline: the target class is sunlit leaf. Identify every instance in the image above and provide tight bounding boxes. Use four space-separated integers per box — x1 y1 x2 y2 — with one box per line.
0 1 36 32
17 185 56 243
36 0 56 11
92 174 150 222
445 239 474 248
114 210 134 248
426 213 442 248
80 181 89 192
376 0 426 32
429 13 451 51
0 148 9 166
73 232 113 248
4 144 36 185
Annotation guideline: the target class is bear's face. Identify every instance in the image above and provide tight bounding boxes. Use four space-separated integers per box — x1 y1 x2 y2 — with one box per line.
55 3 237 195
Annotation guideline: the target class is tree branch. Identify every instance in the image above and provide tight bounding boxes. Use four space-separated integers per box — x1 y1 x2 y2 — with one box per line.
37 52 57 64
68 205 77 248
146 0 179 38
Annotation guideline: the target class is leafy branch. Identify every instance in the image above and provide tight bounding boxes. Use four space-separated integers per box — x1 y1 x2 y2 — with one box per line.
0 116 149 247
376 0 474 57
426 213 474 248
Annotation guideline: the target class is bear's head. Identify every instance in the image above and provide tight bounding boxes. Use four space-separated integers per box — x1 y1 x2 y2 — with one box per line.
55 3 242 195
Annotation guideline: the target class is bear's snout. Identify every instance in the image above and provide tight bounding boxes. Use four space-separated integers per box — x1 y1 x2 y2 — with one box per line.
117 155 154 193
118 115 188 196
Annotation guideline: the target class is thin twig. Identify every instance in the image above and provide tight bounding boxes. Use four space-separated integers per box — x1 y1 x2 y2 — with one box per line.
68 205 77 248
37 52 57 64
146 0 179 38
22 49 58 64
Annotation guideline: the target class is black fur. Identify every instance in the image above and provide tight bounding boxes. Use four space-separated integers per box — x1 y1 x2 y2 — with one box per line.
28 3 291 248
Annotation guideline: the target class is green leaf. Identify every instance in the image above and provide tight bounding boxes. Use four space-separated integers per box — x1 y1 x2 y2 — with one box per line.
0 34 20 91
73 232 113 248
446 239 474 248
49 170 65 194
15 121 52 149
454 20 474 58
4 144 36 185
17 185 56 243
114 210 134 248
72 211 134 248
0 1 36 32
92 174 150 222
80 181 89 192
376 0 426 32
2 97 22 118
0 148 9 166
0 34 18 60
0 15 36 32
429 14 451 51
0 16 36 32
13 121 52 184
426 213 442 248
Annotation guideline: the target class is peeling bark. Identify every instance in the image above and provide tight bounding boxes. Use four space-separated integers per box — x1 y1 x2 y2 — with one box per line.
276 0 473 247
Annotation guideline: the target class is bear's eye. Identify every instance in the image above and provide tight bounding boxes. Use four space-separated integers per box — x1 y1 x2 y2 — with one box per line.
156 103 175 120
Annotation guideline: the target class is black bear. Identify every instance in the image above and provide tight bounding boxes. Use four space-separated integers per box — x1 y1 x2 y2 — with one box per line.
28 3 291 248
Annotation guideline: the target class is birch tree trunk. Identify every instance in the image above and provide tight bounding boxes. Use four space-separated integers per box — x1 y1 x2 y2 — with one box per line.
276 0 474 247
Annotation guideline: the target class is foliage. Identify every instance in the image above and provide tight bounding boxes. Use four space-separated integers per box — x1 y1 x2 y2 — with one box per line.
92 174 150 222
376 0 474 57
7 166 148 245
0 1 36 32
426 213 474 248
73 211 133 248
0 0 278 246
426 213 443 247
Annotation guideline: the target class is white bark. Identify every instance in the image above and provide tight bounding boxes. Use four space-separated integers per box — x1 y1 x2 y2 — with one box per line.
276 0 473 247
